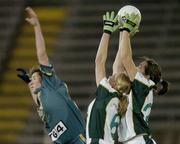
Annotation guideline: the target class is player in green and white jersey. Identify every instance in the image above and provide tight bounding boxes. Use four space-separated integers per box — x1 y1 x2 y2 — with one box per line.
86 11 131 144
115 12 169 144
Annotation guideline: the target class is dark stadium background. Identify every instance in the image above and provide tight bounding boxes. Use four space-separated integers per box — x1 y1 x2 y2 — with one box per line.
0 0 179 143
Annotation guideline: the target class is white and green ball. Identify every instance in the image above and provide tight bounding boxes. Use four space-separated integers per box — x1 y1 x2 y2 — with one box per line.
118 5 141 26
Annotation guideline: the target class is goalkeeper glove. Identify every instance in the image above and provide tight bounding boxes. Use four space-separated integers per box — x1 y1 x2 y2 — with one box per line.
121 13 139 37
17 68 31 84
103 11 120 34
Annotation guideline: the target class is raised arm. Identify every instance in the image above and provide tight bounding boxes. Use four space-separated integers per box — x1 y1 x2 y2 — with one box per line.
120 13 140 81
26 7 49 66
120 31 137 81
112 31 126 75
95 33 110 86
95 11 119 86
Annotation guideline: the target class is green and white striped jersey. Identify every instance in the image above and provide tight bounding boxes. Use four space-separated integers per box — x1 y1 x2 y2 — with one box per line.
86 77 121 144
118 72 155 142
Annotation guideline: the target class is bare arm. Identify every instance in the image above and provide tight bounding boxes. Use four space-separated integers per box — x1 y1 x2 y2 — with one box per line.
112 31 126 75
120 31 137 81
26 7 49 66
95 33 110 86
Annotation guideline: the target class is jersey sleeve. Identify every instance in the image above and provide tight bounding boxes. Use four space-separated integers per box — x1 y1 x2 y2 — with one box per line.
39 64 65 89
40 64 54 76
96 78 117 100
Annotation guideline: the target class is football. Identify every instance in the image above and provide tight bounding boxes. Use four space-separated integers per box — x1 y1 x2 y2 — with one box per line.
118 5 141 26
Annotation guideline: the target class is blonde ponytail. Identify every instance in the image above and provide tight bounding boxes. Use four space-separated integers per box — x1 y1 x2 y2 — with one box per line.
114 73 131 116
118 95 128 116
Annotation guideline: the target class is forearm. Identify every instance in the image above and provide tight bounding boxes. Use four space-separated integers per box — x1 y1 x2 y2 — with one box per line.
34 22 49 65
25 7 49 65
120 31 137 80
95 33 110 64
95 11 118 85
95 33 110 86
120 31 132 63
118 12 139 80
113 31 124 74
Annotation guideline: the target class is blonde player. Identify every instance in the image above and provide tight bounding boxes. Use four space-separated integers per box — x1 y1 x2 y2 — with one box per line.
86 11 131 144
115 13 168 144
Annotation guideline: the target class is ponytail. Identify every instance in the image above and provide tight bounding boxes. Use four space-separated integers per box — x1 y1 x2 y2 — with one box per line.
153 80 169 95
118 93 128 116
114 73 130 116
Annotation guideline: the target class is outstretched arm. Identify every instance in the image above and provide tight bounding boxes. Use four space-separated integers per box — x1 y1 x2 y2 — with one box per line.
120 13 140 81
120 31 137 81
26 7 49 66
112 31 126 75
95 11 119 86
95 33 110 86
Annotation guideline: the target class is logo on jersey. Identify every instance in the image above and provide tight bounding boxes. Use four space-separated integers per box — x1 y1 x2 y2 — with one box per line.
142 103 152 123
49 121 67 141
110 114 120 139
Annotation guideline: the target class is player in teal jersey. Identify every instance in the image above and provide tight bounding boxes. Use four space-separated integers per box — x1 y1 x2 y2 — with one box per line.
17 7 86 144
115 13 169 144
86 11 131 144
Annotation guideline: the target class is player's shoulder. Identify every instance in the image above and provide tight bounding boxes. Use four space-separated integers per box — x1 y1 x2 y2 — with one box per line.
134 72 155 87
98 77 117 93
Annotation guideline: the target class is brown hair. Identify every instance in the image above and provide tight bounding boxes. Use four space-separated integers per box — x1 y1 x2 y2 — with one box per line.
142 57 168 95
114 73 131 116
29 65 42 77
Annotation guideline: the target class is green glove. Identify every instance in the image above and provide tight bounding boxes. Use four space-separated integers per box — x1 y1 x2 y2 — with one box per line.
103 11 120 34
121 13 139 36
130 26 139 37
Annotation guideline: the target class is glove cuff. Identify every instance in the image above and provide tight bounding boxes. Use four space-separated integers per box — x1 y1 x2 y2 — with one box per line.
104 30 112 35
120 28 130 33
119 28 124 32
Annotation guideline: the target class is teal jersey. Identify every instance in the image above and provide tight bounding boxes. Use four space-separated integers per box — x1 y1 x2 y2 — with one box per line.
36 64 85 144
86 78 120 144
118 72 155 142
